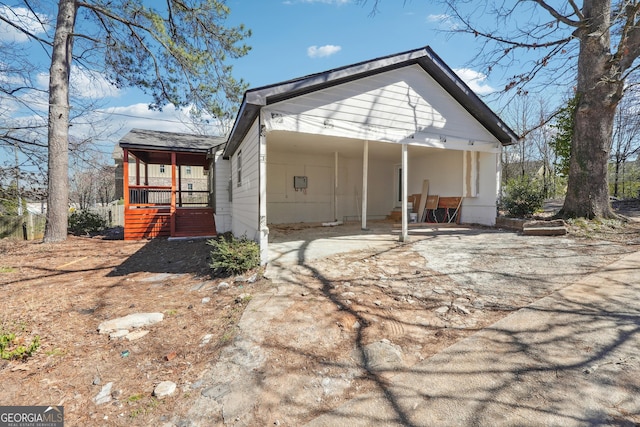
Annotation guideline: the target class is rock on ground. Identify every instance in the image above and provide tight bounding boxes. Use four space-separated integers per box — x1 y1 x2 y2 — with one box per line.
153 381 177 399
97 313 164 334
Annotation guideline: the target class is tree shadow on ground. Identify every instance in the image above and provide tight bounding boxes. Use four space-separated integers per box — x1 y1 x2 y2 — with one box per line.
107 237 212 277
255 225 640 426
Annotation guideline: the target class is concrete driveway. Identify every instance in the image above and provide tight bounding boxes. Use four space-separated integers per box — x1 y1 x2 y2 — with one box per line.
185 220 640 426
265 221 640 426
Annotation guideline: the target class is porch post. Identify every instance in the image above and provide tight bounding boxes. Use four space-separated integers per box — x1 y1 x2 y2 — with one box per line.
144 162 148 186
135 157 140 185
400 143 408 242
178 164 182 207
361 140 369 230
123 149 130 208
170 152 177 236
334 151 338 222
258 129 269 265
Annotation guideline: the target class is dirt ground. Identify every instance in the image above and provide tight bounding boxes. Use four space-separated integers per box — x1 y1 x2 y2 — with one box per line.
1 203 640 426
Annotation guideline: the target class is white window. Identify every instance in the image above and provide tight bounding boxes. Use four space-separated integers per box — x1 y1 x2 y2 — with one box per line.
185 166 192 175
237 150 242 187
187 183 193 195
159 164 165 174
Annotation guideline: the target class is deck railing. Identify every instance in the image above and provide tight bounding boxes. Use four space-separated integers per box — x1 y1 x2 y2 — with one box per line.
128 186 209 207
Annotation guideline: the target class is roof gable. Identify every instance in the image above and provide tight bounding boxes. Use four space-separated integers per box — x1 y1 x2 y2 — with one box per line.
264 64 498 146
224 46 519 158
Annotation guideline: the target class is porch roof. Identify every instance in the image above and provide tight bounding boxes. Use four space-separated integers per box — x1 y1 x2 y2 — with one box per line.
223 45 520 159
119 129 225 167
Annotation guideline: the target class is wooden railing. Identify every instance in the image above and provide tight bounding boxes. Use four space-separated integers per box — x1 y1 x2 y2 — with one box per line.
128 186 209 207
129 186 171 206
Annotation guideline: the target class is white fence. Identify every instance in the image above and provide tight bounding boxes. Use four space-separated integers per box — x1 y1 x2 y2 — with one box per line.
90 204 124 227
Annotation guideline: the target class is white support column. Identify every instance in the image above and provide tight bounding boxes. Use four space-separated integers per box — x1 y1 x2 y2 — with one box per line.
361 140 369 230
400 143 408 242
258 129 269 265
334 151 339 222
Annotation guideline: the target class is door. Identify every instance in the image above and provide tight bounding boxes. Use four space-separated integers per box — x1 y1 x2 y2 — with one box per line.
393 164 402 208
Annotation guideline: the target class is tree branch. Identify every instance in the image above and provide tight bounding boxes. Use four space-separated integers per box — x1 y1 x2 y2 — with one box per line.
530 0 581 26
0 14 52 46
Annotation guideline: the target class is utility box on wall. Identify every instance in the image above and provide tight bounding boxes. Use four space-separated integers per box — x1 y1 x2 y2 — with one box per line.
293 175 308 190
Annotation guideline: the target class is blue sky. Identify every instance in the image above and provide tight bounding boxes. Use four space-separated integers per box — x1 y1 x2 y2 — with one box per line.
225 1 488 90
1 0 504 167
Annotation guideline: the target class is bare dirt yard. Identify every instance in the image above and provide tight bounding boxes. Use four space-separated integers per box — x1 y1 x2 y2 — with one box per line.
1 204 639 426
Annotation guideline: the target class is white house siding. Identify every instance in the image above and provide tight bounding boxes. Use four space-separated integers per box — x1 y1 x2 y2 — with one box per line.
212 148 232 233
460 151 501 225
262 65 499 149
266 152 334 223
407 149 499 225
231 119 261 240
335 155 397 222
266 149 396 224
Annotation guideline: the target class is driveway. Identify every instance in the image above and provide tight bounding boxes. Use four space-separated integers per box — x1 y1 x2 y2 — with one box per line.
185 220 640 426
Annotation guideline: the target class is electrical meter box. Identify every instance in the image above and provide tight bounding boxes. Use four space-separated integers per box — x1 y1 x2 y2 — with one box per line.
293 176 308 190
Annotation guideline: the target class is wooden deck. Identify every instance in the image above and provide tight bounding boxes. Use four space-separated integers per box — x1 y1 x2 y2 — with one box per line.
121 146 218 240
124 207 216 240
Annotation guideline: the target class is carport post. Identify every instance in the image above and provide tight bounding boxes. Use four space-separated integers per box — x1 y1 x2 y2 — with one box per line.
361 140 369 230
334 151 339 222
400 143 408 242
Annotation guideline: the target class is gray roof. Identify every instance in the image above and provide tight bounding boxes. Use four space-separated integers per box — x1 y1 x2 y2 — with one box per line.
223 46 519 159
119 128 225 153
118 128 226 167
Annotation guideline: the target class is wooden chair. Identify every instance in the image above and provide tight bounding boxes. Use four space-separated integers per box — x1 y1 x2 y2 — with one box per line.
423 195 440 222
437 197 463 224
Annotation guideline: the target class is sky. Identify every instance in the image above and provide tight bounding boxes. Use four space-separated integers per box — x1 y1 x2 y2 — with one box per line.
0 0 511 169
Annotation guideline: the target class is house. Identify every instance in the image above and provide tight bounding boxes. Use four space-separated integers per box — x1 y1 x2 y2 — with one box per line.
118 129 225 240
113 144 209 202
117 46 519 262
222 46 518 263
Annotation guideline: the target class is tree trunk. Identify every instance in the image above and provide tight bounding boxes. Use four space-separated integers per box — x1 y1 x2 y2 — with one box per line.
560 0 620 219
613 157 620 198
44 0 77 242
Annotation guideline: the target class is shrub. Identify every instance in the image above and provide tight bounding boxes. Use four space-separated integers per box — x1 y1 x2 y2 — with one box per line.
207 233 260 276
502 177 545 217
68 210 107 235
0 331 40 360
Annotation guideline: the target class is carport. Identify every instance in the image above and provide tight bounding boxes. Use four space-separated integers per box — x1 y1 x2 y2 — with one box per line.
222 46 518 263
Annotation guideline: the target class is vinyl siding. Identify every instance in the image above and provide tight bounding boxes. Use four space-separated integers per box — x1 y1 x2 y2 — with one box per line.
267 64 498 145
212 149 232 233
231 119 260 240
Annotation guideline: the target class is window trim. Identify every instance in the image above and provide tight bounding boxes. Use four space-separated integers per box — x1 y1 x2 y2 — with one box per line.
237 150 242 187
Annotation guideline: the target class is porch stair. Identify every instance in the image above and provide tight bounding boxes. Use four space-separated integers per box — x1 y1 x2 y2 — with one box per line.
387 208 402 222
173 208 217 238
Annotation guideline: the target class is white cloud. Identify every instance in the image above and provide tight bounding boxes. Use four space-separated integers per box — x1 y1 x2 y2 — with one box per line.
427 13 458 30
36 66 121 99
427 13 449 22
81 103 230 144
307 44 342 58
454 68 496 95
101 103 197 134
0 6 49 43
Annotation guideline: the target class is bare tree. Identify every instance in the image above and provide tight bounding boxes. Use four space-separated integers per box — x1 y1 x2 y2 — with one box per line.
69 163 114 209
360 0 640 219
1 0 251 241
502 95 540 181
611 86 640 198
